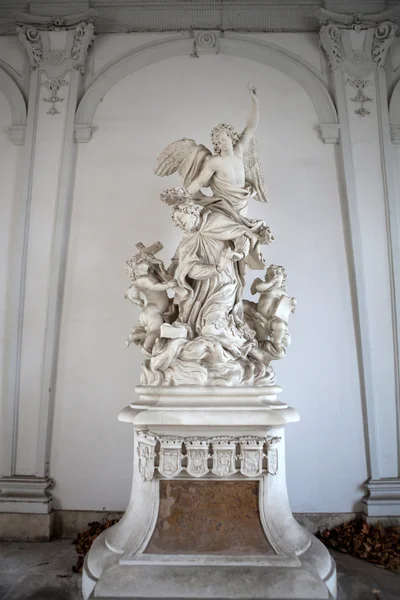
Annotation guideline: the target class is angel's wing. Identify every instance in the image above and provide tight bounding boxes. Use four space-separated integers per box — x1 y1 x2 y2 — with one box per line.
154 138 210 179
243 137 269 203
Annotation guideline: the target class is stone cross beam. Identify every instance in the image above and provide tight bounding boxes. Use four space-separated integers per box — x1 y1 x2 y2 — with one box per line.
132 241 171 282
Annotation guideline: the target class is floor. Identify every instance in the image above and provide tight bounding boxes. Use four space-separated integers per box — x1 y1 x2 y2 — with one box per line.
0 540 399 599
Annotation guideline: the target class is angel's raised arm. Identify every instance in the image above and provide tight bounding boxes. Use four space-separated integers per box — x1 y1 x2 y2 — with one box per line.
236 85 259 154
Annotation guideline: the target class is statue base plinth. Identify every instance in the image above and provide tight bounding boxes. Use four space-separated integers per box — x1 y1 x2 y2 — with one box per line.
83 386 336 600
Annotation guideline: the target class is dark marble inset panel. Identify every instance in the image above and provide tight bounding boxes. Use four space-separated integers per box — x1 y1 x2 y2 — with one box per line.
145 480 274 555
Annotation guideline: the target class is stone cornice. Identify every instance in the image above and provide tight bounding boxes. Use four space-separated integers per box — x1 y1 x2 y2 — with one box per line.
14 10 97 31
319 8 399 30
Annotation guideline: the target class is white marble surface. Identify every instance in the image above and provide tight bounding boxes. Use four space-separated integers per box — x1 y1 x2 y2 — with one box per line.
124 86 296 388
83 386 337 599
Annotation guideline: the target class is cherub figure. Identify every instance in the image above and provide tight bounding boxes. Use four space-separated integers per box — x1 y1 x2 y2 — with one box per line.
124 255 176 353
154 84 269 218
246 265 296 354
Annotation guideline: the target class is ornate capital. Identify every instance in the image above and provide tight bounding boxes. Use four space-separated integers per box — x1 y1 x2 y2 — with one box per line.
71 22 95 74
319 23 344 70
17 25 43 69
372 21 398 68
135 431 282 481
16 16 95 75
320 17 397 76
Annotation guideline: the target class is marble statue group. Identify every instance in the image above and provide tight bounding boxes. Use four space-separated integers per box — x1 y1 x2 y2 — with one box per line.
84 84 336 600
124 85 296 387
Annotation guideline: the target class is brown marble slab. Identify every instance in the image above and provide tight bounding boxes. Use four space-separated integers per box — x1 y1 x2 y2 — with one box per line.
145 480 274 555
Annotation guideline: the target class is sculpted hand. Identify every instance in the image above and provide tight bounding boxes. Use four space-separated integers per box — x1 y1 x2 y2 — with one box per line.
168 280 178 288
222 248 243 262
248 83 258 100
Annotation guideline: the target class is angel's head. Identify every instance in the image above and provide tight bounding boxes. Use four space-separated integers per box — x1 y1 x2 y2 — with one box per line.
171 201 202 232
266 264 287 289
211 123 240 155
126 257 150 280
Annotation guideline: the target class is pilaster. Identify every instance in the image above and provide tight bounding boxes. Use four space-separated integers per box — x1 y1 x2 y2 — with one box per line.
0 14 94 516
320 11 400 516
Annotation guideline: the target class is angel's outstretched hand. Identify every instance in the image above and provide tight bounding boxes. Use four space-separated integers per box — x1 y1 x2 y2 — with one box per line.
248 83 258 99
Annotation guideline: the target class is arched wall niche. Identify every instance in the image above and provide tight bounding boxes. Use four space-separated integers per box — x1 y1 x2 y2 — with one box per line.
75 33 339 144
52 48 366 513
0 67 26 145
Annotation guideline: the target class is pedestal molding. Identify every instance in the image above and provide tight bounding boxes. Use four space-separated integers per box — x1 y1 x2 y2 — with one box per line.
363 477 400 516
0 476 54 514
83 390 336 599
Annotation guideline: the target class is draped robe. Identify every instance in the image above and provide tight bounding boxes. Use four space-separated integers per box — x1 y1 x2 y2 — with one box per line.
174 209 260 338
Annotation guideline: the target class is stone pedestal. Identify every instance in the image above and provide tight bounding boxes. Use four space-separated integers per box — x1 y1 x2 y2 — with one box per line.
83 386 336 599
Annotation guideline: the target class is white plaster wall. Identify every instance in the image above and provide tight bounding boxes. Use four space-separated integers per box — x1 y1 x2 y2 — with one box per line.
0 37 29 96
247 33 324 74
0 93 19 472
51 40 368 512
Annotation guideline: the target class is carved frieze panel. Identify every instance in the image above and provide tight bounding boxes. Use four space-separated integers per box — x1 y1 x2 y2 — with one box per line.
158 438 183 478
266 436 281 476
186 439 210 478
135 431 282 481
239 437 264 477
211 438 237 477
137 431 157 482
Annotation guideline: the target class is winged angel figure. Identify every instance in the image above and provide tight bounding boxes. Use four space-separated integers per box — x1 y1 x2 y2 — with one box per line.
125 86 293 387
154 85 269 215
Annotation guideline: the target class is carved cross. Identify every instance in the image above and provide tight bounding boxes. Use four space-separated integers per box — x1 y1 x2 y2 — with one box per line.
134 241 163 262
132 241 171 282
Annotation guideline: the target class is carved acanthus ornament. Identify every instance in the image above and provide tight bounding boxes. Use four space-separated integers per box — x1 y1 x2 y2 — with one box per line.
319 13 397 77
71 22 96 74
16 15 95 76
136 431 282 481
17 25 43 69
42 77 69 115
371 21 398 68
319 12 397 121
319 24 344 70
347 77 372 117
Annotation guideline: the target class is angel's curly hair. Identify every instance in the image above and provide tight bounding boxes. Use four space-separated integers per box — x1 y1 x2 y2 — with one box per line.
211 123 240 154
266 264 287 291
125 257 149 280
